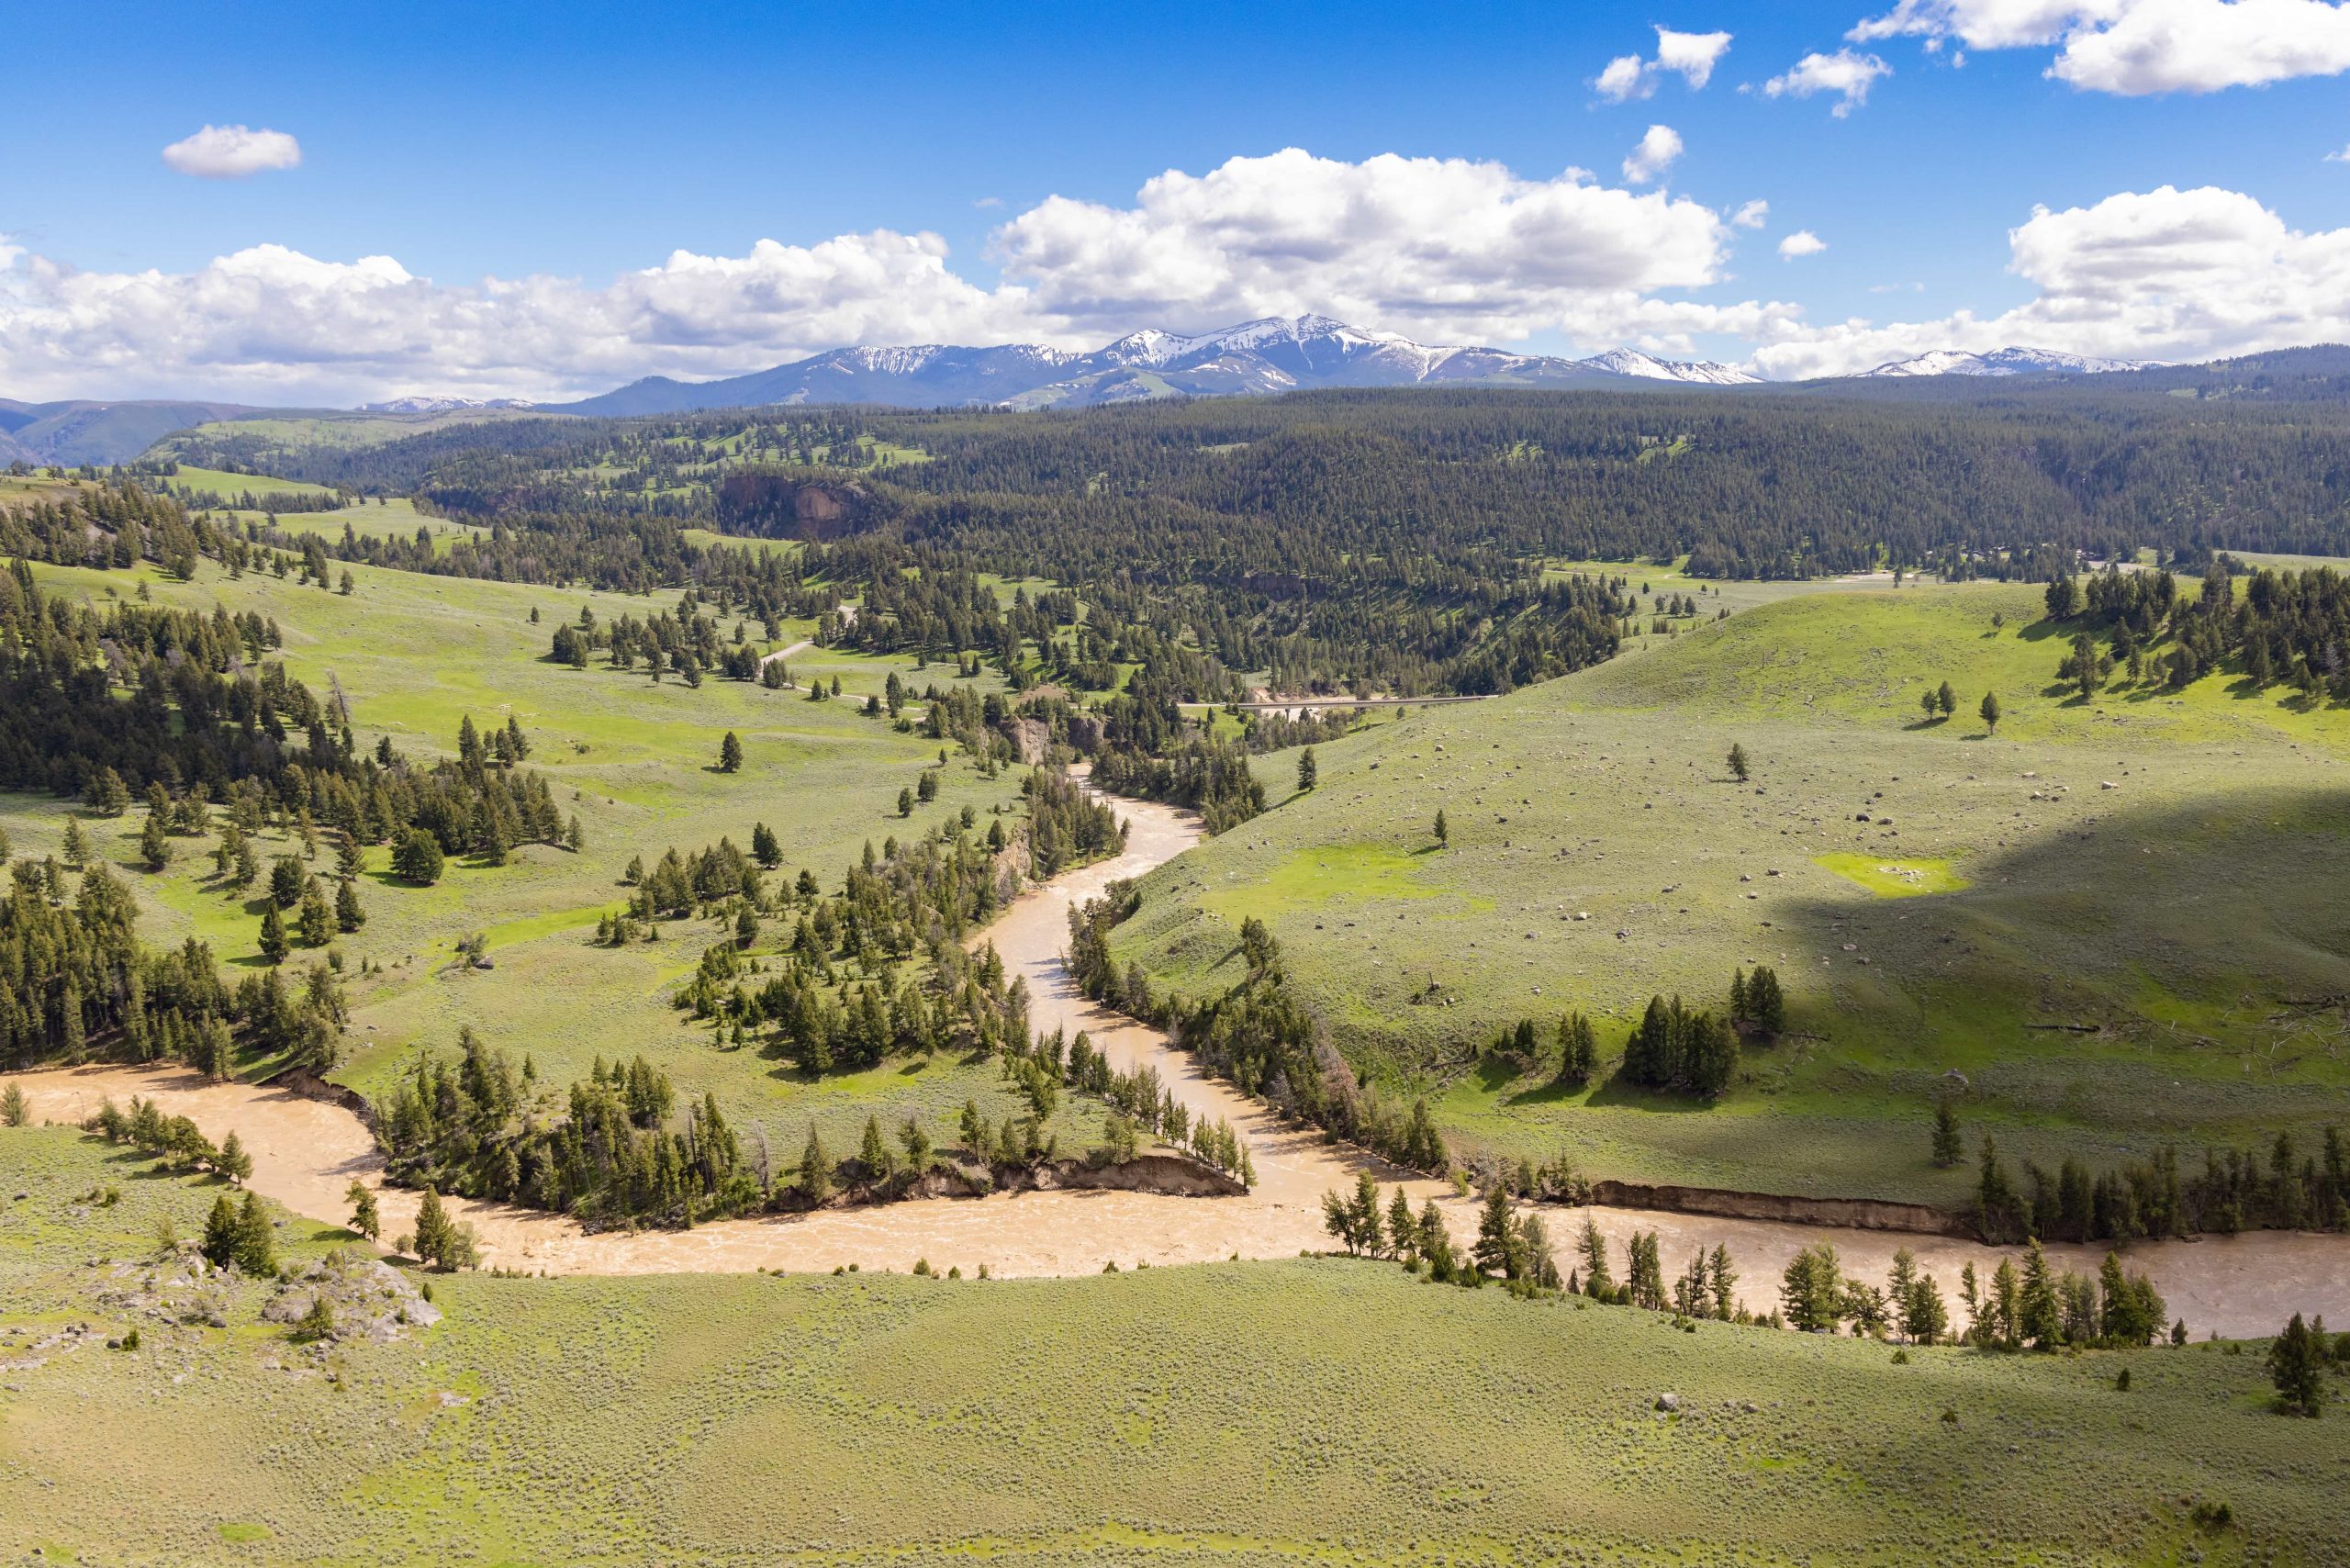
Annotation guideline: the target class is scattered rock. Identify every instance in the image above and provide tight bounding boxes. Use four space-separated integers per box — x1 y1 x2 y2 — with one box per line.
261 1252 441 1344
1654 1392 1681 1412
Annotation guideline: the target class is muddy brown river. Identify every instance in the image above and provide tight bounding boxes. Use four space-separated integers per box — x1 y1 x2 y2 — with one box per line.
15 792 2350 1337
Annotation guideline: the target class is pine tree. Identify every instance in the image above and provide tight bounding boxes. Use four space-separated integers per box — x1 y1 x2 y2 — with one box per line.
1727 742 1751 781
2268 1313 2323 1417
297 880 331 946
752 823 781 867
1780 1242 1842 1331
1432 808 1448 847
1577 1217 1613 1296
88 767 130 816
1937 680 1957 717
720 732 744 773
201 1193 239 1269
346 1180 381 1242
1707 1244 1738 1320
1904 1272 1949 1345
1296 746 1317 791
232 1191 275 1276
391 829 444 885
139 812 171 872
1745 966 1786 1036
1930 1098 1963 1167
1556 1012 1598 1084
217 1131 253 1185
1386 1185 1416 1261
1348 1171 1385 1257
62 817 87 868
1980 690 2002 734
1417 1199 1456 1280
2019 1240 2060 1348
859 1114 893 1181
336 878 366 933
1976 1133 2025 1244
412 1186 452 1268
0 1082 22 1127
258 905 289 966
800 1126 833 1203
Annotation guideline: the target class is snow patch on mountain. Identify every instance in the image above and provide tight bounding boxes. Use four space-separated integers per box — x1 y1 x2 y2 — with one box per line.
1859 347 2160 378
1578 348 1762 386
360 395 537 413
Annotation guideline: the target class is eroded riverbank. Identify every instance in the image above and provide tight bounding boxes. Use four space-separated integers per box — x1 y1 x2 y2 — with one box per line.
13 790 2350 1337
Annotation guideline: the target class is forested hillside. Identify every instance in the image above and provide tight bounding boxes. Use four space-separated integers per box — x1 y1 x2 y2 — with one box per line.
129 375 2350 699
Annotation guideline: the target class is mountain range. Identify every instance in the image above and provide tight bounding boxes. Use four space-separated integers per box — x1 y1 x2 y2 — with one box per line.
7 318 2298 467
357 395 539 414
538 317 2177 416
541 315 1775 417
1855 347 2158 378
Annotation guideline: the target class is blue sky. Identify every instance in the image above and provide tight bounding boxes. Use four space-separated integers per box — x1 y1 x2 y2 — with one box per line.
4 0 2348 399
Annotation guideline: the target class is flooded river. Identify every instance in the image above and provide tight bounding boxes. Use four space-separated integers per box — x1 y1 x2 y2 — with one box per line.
15 792 2350 1337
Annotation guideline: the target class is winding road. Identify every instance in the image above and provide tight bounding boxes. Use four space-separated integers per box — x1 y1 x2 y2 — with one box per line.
15 792 2350 1336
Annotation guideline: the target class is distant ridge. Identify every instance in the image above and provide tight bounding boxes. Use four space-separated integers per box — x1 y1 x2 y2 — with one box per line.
538 315 1762 416
1857 346 2160 378
358 395 539 414
0 398 267 467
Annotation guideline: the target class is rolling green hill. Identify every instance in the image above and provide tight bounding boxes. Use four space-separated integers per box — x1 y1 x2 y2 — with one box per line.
0 550 1069 1159
1106 581 2350 1202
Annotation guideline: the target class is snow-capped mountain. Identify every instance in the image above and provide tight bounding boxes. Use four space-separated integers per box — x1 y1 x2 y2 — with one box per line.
1858 347 2160 379
360 395 539 414
540 315 1765 416
1579 348 1763 386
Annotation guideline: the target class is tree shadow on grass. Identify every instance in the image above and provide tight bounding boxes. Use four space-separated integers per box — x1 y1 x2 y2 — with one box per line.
1583 1074 1719 1114
1501 1078 1582 1110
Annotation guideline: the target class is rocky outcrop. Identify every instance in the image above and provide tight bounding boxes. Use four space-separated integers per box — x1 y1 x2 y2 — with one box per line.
1000 716 1050 764
261 1251 441 1343
715 474 884 540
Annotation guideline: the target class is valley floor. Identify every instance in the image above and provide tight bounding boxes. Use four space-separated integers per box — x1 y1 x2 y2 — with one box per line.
14 793 2350 1338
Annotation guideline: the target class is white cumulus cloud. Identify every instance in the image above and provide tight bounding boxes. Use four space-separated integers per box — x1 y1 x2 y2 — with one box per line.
1730 199 1772 229
1762 49 1893 114
1752 184 2350 375
1622 125 1685 185
1779 230 1829 257
1655 27 1736 85
1595 26 1732 99
0 148 1747 401
1851 0 2350 94
1595 54 1651 101
161 124 303 179
989 148 1732 346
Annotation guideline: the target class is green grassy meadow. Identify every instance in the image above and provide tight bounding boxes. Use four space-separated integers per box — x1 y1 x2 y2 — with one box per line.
1108 581 2350 1201
2 552 1065 1153
166 465 342 501
4 1126 2340 1567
